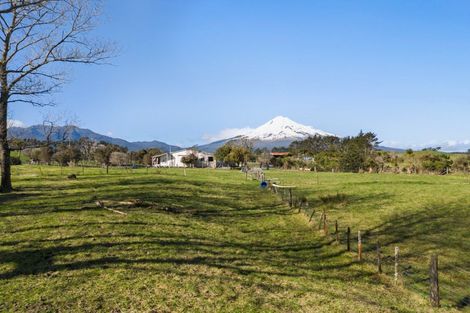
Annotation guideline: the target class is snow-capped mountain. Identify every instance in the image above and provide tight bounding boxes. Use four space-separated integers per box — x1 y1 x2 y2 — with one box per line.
242 116 333 141
199 116 334 151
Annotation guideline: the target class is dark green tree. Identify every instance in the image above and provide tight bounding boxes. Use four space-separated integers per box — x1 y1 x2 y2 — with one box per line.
339 131 380 172
181 153 198 167
215 144 252 167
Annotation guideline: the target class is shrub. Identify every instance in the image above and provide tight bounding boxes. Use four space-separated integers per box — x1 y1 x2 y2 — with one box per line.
420 152 453 174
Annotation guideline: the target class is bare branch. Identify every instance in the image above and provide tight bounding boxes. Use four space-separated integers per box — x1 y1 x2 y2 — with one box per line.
8 98 55 106
1 0 113 104
0 0 48 14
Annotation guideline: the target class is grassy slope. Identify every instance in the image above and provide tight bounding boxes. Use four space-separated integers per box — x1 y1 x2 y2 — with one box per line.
0 166 456 312
267 170 470 311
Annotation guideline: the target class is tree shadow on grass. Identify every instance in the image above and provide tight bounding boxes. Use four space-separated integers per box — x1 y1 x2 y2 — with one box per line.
0 192 34 206
346 179 436 186
364 204 470 252
0 185 291 223
457 296 470 309
1 171 398 310
359 204 470 309
0 232 352 280
304 191 395 212
4 221 165 238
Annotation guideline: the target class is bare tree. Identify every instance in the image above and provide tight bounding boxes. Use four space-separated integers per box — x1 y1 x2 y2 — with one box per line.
0 0 112 192
41 112 77 143
39 114 62 164
109 151 128 167
8 112 77 159
77 136 93 159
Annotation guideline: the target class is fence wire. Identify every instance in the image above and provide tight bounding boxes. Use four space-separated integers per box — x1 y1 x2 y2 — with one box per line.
246 168 470 310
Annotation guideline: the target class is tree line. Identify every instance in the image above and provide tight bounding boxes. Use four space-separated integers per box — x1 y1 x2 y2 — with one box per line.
216 132 468 175
11 137 163 173
285 133 467 174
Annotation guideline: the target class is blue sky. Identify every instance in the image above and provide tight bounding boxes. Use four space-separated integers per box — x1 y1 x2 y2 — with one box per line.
9 0 470 148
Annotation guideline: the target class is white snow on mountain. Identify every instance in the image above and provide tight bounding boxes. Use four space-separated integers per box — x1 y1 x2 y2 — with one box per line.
203 116 333 143
243 116 333 141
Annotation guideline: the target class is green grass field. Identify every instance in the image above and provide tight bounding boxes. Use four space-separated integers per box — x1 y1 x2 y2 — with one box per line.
265 170 470 311
0 166 468 312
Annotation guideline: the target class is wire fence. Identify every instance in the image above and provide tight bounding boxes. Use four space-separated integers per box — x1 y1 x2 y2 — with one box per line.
244 167 470 310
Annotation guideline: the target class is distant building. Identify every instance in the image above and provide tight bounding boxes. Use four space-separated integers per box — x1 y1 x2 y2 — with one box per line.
270 152 290 158
152 149 216 168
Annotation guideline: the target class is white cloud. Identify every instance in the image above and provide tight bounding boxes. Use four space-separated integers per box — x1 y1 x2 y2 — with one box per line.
377 138 470 152
202 127 253 143
7 119 26 128
445 139 470 147
381 140 402 148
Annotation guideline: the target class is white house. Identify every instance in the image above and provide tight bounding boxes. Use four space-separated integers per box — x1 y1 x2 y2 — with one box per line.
152 149 216 168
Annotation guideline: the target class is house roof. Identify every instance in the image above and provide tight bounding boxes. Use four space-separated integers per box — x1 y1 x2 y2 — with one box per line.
153 153 169 158
270 152 290 156
153 149 214 158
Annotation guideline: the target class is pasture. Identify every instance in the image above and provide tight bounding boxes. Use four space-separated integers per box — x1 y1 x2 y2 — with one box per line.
0 165 467 312
265 170 470 311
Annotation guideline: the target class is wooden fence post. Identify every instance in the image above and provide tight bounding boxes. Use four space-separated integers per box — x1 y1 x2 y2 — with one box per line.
394 246 399 284
318 210 325 230
289 188 293 208
430 254 440 307
377 241 382 273
323 213 328 235
357 230 362 261
308 209 316 222
335 220 339 243
347 227 351 251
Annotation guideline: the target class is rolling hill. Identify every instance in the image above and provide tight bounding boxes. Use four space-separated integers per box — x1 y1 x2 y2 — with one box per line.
7 125 180 152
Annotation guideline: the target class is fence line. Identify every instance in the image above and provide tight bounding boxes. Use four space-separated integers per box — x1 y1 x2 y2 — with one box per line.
245 168 470 309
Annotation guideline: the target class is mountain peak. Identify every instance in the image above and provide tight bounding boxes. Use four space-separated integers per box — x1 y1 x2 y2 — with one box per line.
268 115 292 123
243 116 333 141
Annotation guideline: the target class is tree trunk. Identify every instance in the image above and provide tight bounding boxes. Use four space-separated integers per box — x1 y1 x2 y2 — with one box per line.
0 95 12 193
